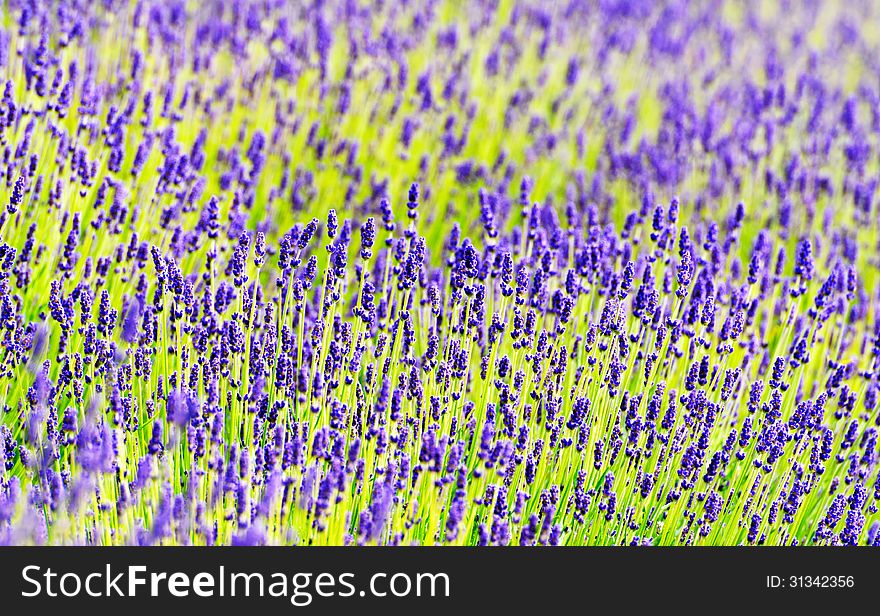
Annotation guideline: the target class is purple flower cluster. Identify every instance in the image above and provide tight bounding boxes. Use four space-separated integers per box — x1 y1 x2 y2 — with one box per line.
0 1 877 546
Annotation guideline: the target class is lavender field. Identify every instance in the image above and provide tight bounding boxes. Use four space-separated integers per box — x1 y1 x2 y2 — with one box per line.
0 0 878 546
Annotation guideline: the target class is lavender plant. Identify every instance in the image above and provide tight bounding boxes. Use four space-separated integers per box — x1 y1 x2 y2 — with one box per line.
0 0 878 546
